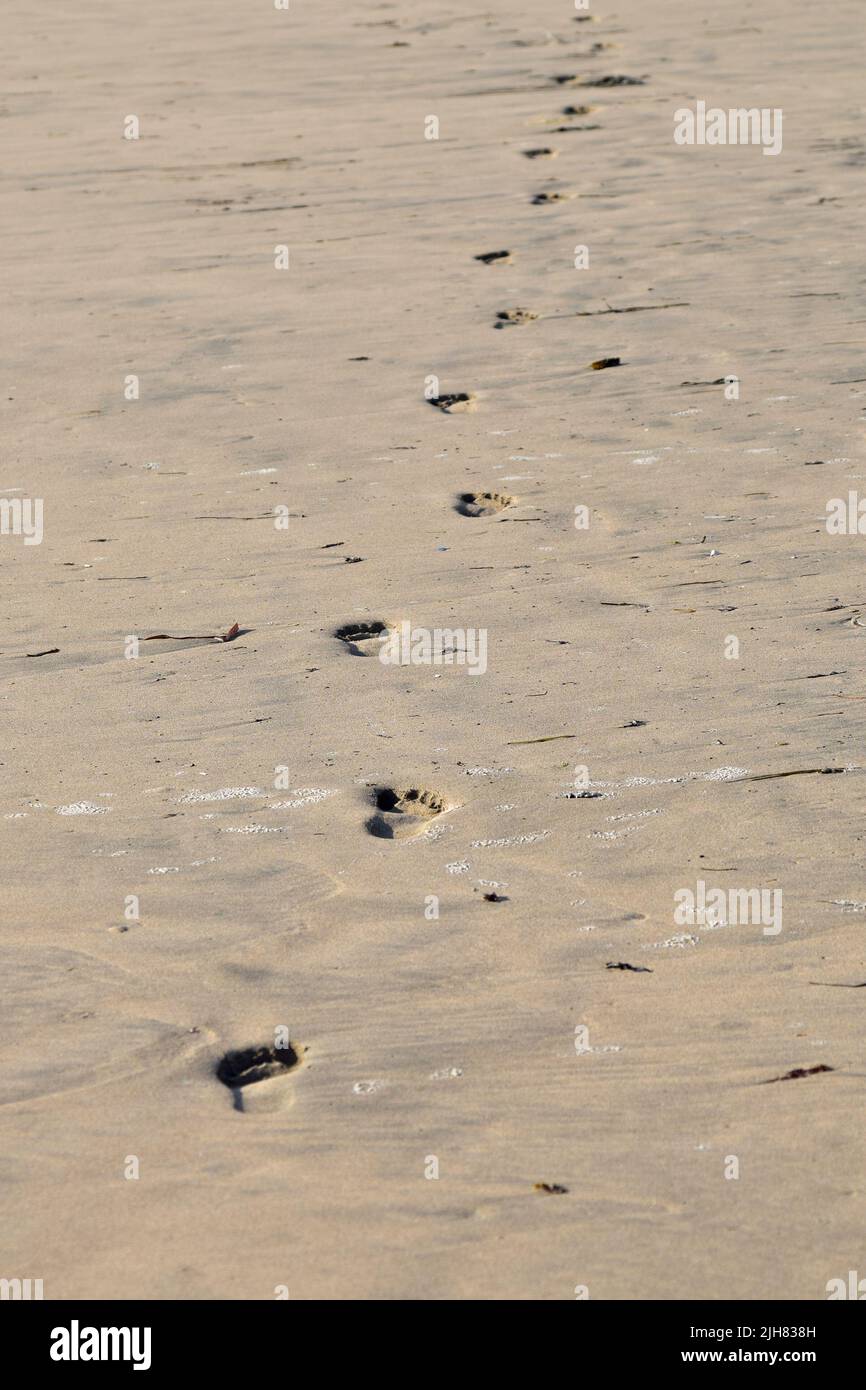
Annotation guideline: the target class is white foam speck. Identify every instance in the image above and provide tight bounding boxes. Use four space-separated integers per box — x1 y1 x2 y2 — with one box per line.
271 788 335 808
353 1079 385 1095
418 822 451 842
698 767 748 782
470 831 549 848
178 787 265 803
221 824 289 835
620 774 684 788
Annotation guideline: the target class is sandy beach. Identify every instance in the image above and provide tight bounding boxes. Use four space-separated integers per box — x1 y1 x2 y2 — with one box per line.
2 0 865 1300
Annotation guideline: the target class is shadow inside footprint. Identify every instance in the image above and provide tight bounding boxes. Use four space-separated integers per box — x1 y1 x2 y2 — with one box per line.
428 393 475 413
217 1044 300 1113
334 619 389 655
365 786 446 840
583 74 646 86
455 491 514 517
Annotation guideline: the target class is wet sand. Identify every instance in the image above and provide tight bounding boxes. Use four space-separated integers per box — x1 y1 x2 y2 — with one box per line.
2 0 865 1299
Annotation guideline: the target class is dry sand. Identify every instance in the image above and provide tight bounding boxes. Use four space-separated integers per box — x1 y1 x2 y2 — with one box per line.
2 0 865 1300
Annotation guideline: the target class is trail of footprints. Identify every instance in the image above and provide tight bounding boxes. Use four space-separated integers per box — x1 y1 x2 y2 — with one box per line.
338 40 628 861
215 14 643 1110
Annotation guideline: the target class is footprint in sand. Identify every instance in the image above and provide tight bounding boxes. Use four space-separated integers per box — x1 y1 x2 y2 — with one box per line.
428 392 476 413
456 491 515 517
531 190 573 205
494 308 538 329
334 619 390 654
474 250 512 265
583 74 647 87
523 147 558 160
365 786 446 840
530 112 600 134
216 1043 302 1113
528 107 598 127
